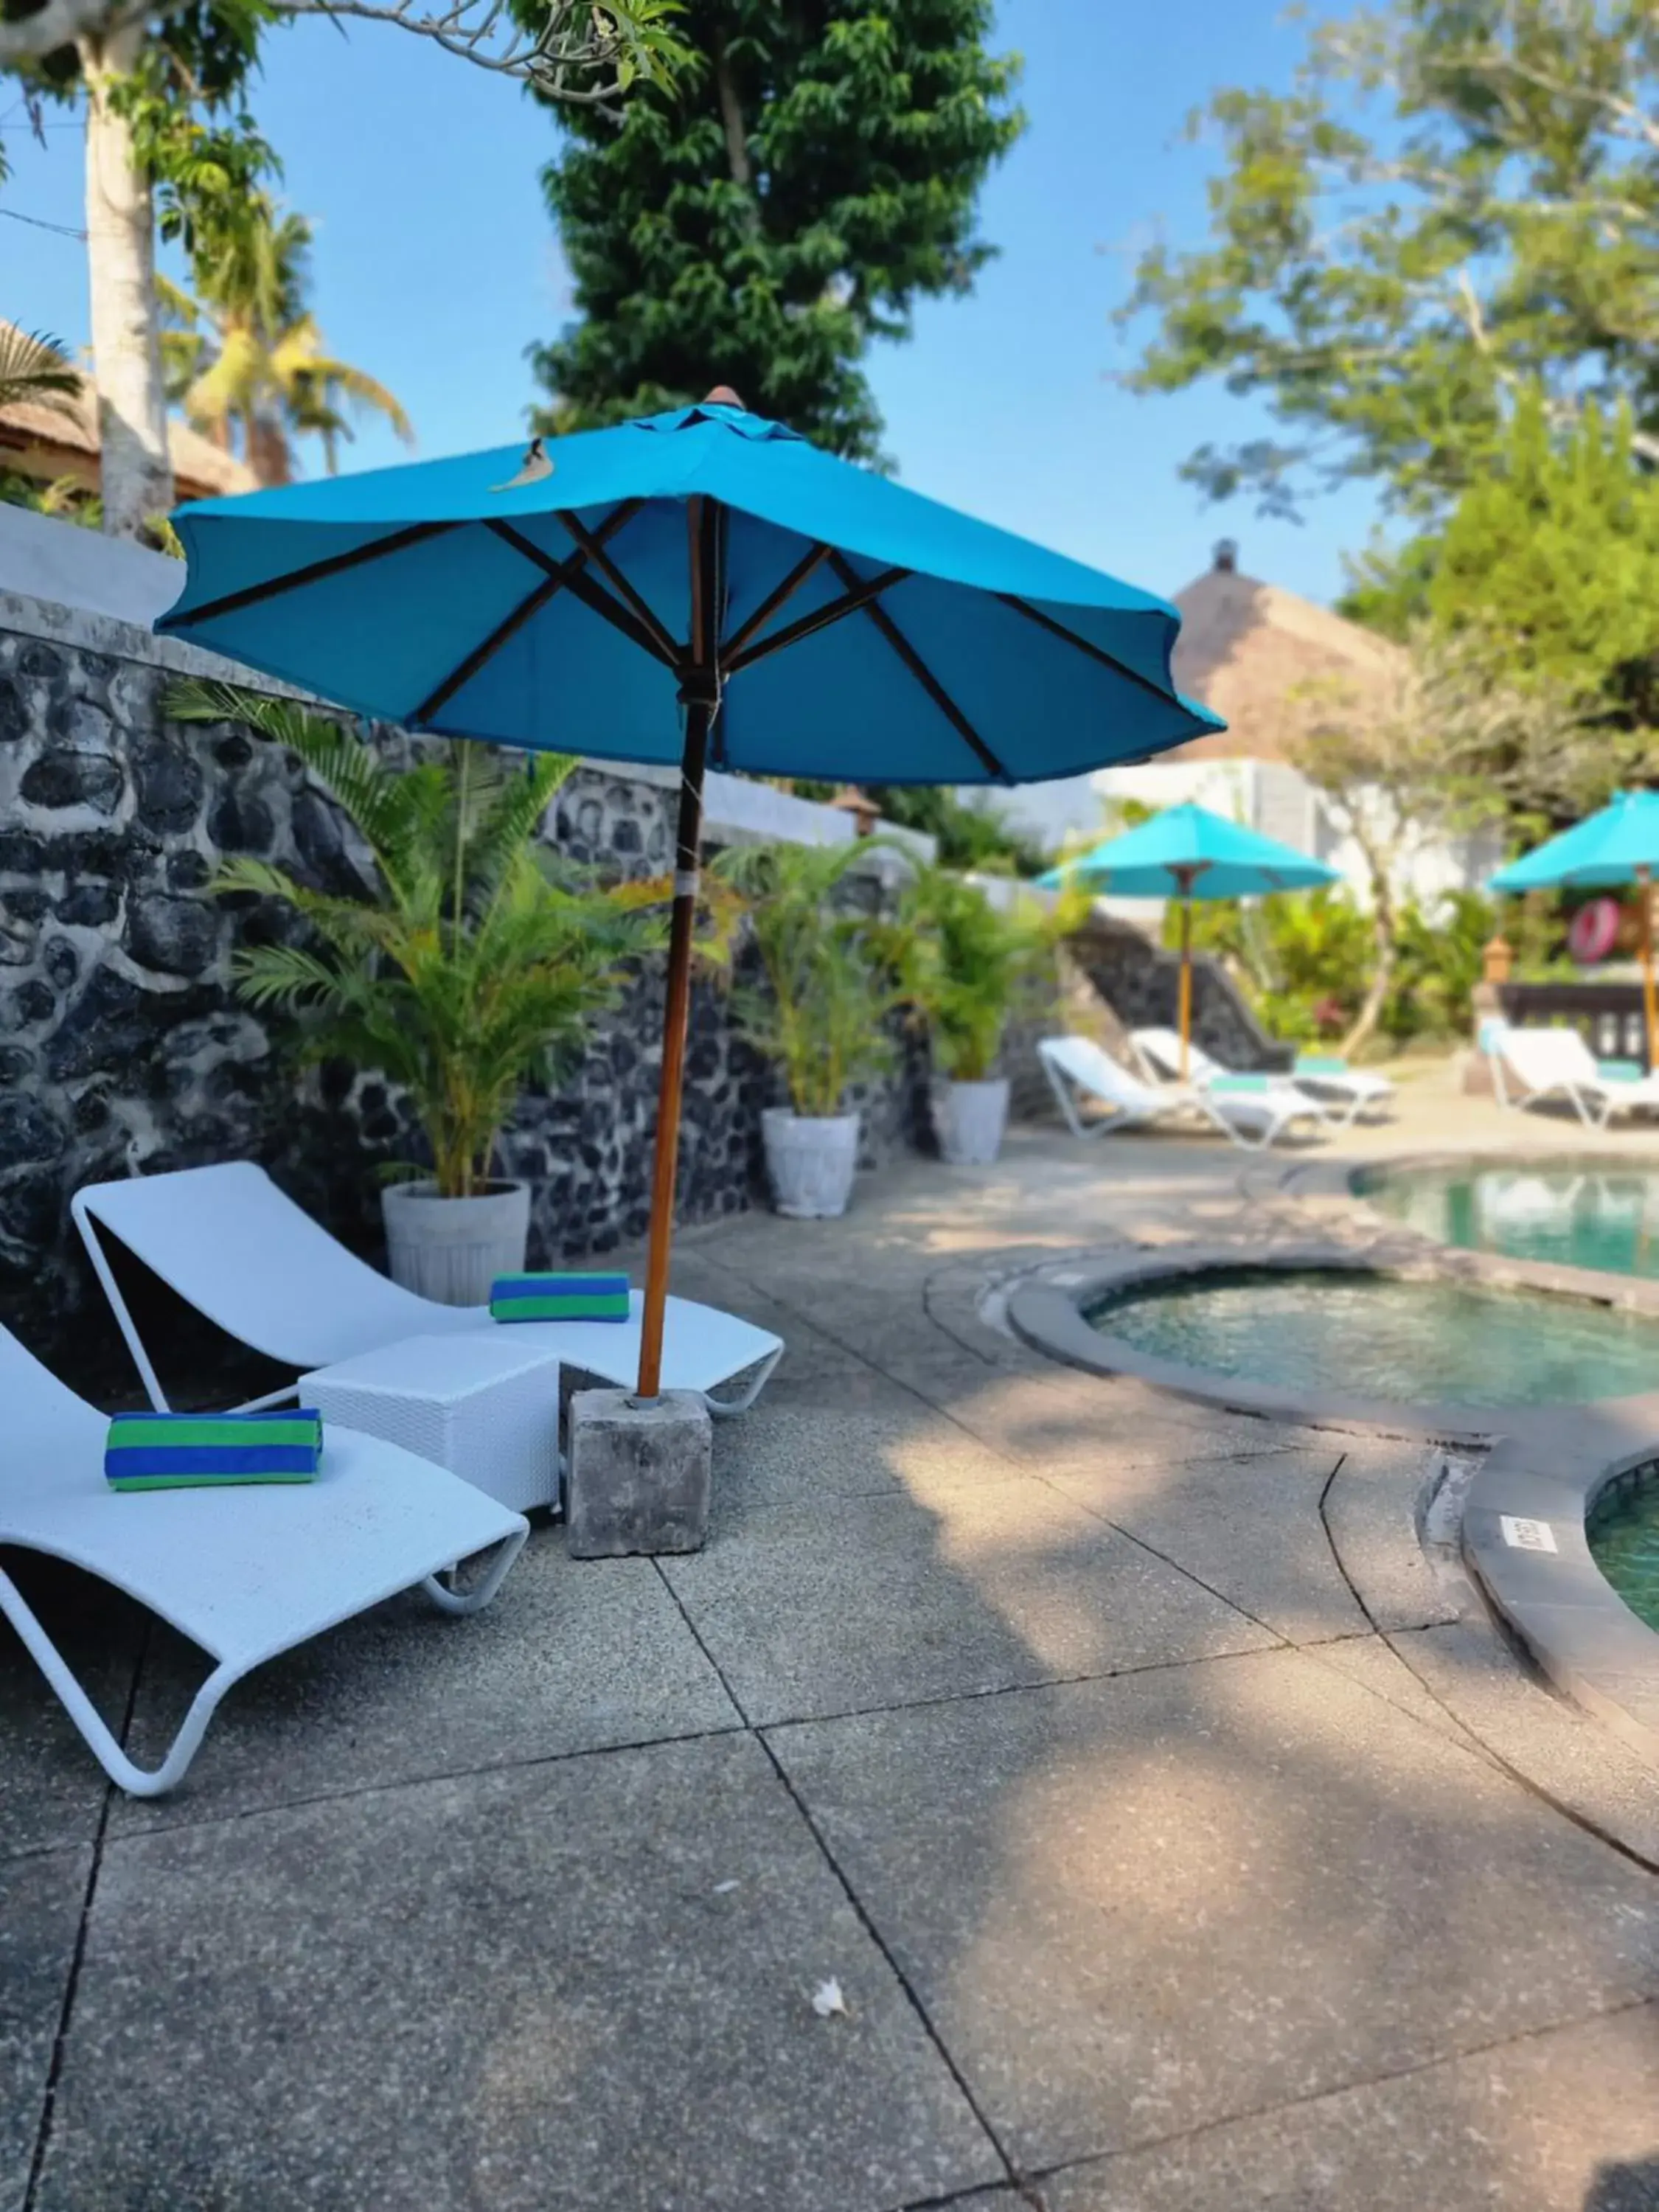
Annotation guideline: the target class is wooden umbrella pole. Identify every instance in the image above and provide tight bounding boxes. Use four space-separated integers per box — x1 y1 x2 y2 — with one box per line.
1641 865 1658 1073
637 498 720 1401
1176 874 1194 1082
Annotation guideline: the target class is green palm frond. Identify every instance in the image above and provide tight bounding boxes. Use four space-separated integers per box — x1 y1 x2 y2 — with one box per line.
0 325 81 419
190 678 665 1197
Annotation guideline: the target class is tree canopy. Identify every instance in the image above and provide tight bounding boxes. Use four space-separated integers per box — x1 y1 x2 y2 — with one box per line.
1121 0 1659 520
532 0 1023 459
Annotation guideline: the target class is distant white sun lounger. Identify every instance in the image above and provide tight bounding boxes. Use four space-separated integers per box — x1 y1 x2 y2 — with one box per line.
0 1318 526 1796
1131 1026 1394 1126
72 1163 784 1418
1037 1036 1326 1152
1485 1023 1659 1129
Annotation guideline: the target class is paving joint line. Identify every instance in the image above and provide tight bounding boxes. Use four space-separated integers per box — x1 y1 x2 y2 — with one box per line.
1019 1991 1659 2194
92 1714 753 1848
23 1618 149 2210
647 1557 1029 2203
1318 1455 1659 1877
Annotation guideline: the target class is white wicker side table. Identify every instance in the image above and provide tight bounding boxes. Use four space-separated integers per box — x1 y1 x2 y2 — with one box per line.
299 1332 563 1513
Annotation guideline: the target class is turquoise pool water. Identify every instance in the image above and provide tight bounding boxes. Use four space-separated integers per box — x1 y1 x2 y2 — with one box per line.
1359 1163 1659 1280
1087 1268 1659 1405
1589 1478 1659 1632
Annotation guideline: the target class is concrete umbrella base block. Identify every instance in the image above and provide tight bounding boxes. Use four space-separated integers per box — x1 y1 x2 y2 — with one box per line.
566 1388 713 1558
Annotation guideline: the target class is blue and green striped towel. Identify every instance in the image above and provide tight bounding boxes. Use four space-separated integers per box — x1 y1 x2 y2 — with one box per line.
1208 1074 1272 1095
1597 1059 1645 1082
490 1272 631 1323
105 1409 324 1491
1294 1054 1349 1076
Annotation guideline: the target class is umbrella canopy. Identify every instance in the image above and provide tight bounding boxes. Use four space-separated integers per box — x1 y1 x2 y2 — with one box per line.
1038 803 1338 1078
1037 801 1338 900
157 395 1225 1397
159 398 1222 784
1490 791 1659 1064
1489 791 1659 892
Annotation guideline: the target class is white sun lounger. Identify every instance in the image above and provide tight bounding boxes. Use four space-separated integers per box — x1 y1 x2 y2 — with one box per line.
1037 1036 1326 1152
0 1319 527 1796
1131 1026 1394 1126
1485 1023 1659 1129
72 1163 785 1418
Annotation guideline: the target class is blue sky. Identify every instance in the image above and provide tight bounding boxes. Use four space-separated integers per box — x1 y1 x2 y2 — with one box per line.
1 0 1381 605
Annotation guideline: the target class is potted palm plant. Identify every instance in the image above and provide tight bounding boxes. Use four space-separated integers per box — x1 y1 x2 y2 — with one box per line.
169 679 664 1303
712 838 900 1219
893 868 1057 1167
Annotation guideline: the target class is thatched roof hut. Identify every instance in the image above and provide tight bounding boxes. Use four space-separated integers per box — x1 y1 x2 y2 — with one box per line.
0 333 256 507
1167 540 1402 762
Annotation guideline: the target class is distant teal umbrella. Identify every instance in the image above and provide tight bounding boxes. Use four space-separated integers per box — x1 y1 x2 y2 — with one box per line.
156 391 1224 1397
1040 801 1338 1077
1490 791 1659 1065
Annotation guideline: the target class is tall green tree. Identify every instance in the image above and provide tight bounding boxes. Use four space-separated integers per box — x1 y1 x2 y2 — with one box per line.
1121 1 1659 521
1429 387 1659 725
532 1 1023 460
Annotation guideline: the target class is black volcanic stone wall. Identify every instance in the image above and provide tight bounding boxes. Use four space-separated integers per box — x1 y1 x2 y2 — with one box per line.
1071 913 1293 1071
0 611 928 1382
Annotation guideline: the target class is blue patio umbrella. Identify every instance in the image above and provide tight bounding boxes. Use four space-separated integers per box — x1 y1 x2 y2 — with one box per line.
1490 791 1659 1062
1039 802 1338 1077
157 391 1224 1395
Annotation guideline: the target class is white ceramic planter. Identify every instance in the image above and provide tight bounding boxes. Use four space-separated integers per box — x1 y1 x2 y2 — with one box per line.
381 1178 530 1306
933 1077 1010 1167
761 1108 860 1219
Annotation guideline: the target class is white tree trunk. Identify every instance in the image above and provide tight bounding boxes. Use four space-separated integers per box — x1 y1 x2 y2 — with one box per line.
80 21 173 538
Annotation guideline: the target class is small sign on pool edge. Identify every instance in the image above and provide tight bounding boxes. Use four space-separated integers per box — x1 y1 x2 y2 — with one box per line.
1500 1514 1559 1555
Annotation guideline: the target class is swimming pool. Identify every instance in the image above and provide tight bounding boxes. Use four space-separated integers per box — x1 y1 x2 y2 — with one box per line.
1086 1267 1659 1407
1588 1475 1659 1632
1357 1162 1659 1280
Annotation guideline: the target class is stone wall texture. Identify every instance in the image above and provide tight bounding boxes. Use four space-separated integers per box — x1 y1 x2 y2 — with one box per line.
1069 913 1293 1072
0 594 946 1384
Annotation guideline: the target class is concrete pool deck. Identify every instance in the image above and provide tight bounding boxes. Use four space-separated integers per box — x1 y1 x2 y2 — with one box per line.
4 1060 1658 2210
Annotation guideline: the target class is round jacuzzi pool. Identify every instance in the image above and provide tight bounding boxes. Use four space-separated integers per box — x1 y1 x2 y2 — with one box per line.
1085 1267 1659 1408
1589 1471 1659 1632
1354 1160 1659 1280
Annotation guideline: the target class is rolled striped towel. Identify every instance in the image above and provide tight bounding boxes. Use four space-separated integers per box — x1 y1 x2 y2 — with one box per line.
1293 1054 1349 1076
1597 1059 1645 1082
1207 1073 1272 1094
105 1409 324 1491
490 1271 631 1323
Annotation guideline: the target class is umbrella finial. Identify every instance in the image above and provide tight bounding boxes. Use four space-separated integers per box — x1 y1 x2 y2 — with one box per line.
703 385 745 409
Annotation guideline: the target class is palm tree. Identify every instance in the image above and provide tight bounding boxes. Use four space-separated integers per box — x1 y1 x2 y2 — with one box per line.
161 200 413 487
0 326 81 417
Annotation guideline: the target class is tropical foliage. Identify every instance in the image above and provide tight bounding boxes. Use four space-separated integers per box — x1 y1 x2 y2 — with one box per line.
166 678 665 1198
0 325 80 415
532 0 1023 460
161 197 412 482
1346 392 1659 737
1183 886 1571 1054
887 867 1057 1081
711 838 899 1116
1121 0 1659 521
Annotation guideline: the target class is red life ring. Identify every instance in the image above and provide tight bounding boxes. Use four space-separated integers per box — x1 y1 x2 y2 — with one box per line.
1568 897 1621 965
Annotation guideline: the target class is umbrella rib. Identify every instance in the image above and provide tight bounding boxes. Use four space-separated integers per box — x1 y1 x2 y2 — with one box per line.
724 563 911 674
722 542 833 660
554 510 681 664
486 519 677 668
412 504 647 724
825 551 1007 779
167 521 459 628
411 571 567 726
996 594 1180 710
